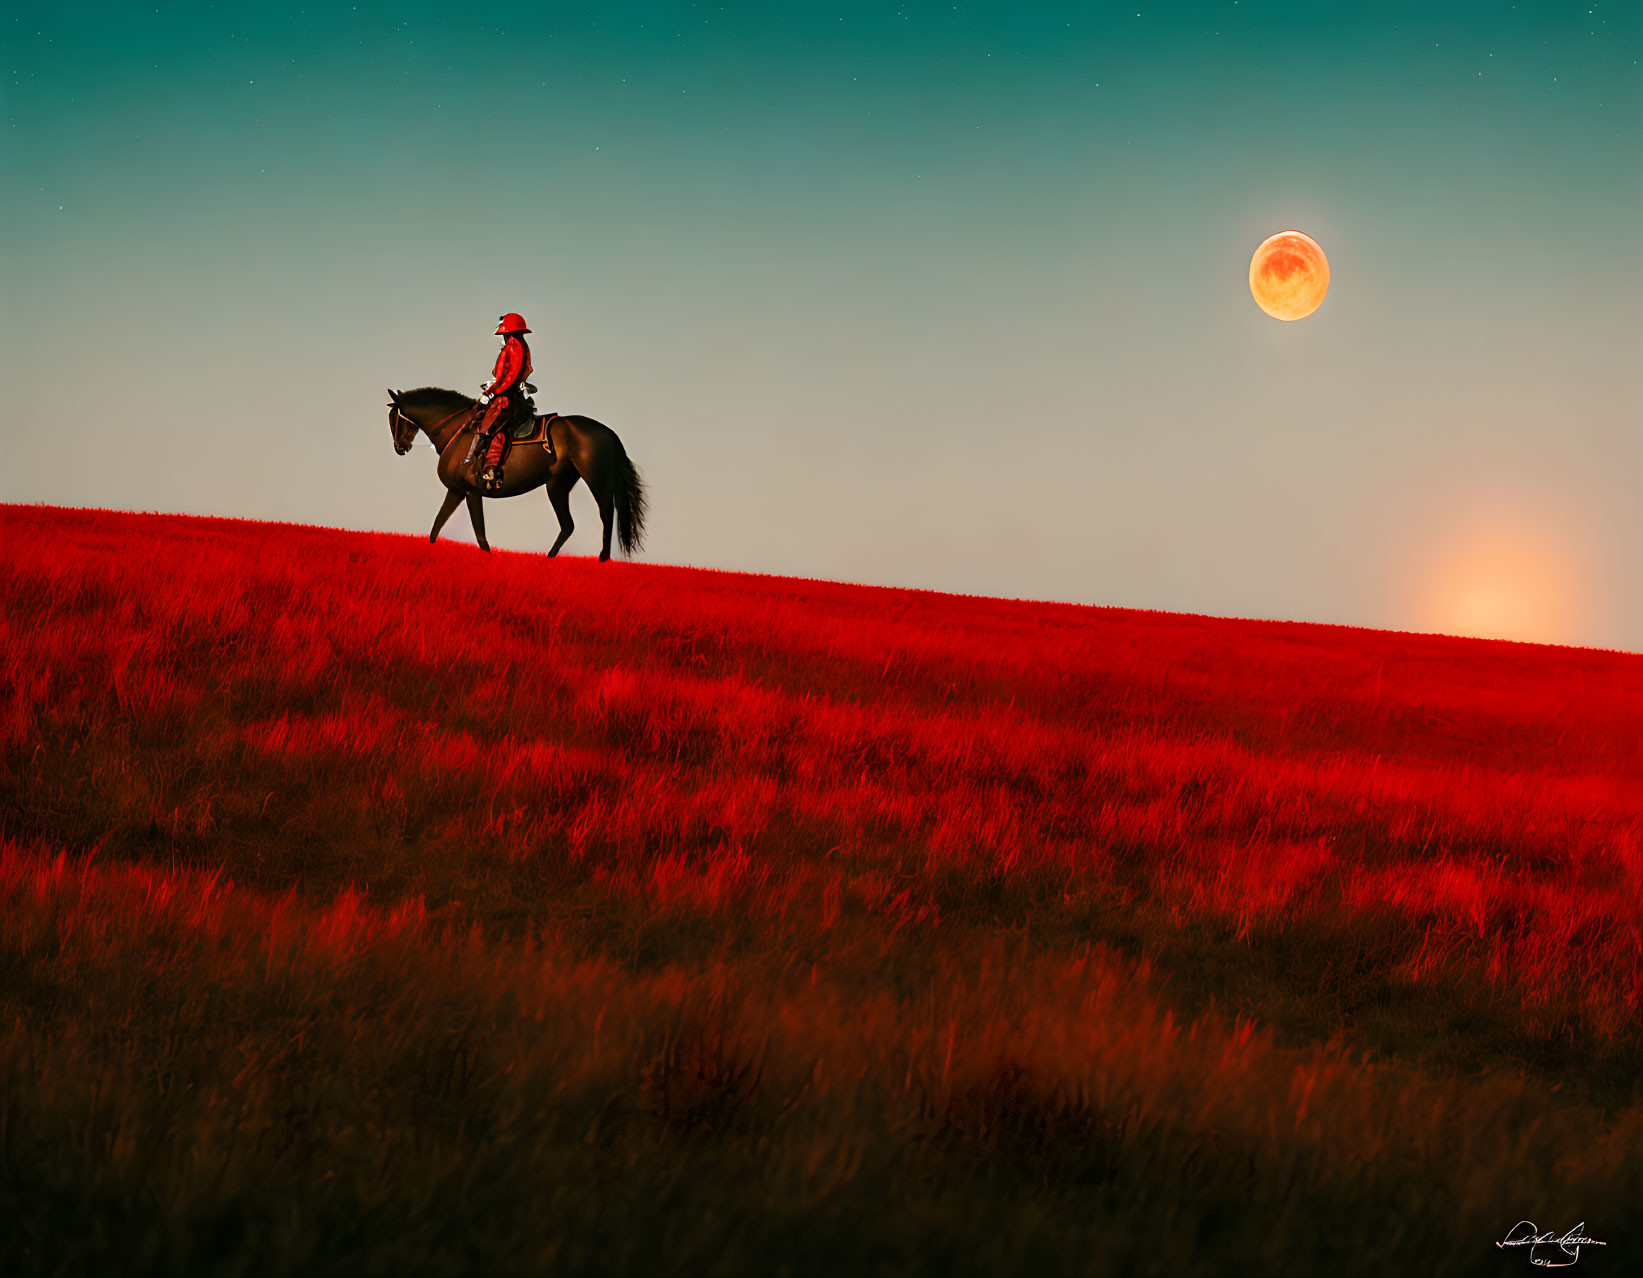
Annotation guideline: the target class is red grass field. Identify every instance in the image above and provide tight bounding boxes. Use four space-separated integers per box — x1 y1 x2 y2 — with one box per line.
3 503 1640 1275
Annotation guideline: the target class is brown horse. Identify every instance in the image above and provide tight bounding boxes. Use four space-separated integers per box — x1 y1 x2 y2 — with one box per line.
387 386 646 560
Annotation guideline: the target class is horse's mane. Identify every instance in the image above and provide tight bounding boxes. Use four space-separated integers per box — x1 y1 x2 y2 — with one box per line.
399 386 475 415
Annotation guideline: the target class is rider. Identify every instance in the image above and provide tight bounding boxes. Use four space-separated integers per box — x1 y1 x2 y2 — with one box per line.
472 312 536 492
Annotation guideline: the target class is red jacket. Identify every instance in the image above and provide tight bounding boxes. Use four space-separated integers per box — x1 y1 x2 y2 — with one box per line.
487 335 532 398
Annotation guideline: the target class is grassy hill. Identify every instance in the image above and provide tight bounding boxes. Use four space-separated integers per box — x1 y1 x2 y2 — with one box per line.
3 503 1640 1275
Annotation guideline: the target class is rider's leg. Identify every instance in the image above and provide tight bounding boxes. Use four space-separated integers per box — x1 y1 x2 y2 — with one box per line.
470 398 508 484
480 432 510 492
478 399 513 491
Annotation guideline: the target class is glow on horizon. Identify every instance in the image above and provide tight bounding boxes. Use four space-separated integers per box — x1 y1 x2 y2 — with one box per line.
1417 509 1592 648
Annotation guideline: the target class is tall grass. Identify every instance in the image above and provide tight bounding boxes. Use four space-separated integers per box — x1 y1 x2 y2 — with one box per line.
2 504 1640 1275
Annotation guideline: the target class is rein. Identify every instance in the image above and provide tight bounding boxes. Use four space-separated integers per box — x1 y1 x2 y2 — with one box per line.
397 403 478 448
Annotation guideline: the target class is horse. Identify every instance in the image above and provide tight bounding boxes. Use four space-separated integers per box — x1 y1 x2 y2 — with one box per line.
387 386 646 561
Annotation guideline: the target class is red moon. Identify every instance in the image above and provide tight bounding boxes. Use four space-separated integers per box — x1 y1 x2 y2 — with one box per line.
1249 230 1330 321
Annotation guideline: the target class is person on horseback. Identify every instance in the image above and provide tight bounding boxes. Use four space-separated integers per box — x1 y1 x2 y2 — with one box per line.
469 312 537 492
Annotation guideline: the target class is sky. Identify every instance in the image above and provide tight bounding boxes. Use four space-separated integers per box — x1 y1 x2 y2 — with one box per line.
2 1 1639 650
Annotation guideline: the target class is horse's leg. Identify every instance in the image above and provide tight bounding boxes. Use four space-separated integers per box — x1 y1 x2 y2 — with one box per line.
466 494 491 553
429 489 463 544
563 421 615 563
545 472 577 558
595 483 615 563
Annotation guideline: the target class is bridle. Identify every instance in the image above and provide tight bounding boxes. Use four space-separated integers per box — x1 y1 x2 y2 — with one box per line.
392 402 479 453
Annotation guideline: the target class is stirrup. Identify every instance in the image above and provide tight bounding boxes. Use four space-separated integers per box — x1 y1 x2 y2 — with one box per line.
480 465 505 493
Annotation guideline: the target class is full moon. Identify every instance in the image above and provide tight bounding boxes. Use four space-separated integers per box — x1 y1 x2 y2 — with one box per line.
1249 230 1330 321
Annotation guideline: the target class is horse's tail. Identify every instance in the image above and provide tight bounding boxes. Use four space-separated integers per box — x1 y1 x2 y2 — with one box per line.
610 434 647 556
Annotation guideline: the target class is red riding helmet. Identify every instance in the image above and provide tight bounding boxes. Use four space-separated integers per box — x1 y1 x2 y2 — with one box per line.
495 312 531 335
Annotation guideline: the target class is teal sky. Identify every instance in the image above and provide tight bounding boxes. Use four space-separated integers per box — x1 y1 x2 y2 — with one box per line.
3 2 1639 649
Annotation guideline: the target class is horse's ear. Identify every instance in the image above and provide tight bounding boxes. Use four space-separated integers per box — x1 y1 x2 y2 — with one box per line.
388 388 400 402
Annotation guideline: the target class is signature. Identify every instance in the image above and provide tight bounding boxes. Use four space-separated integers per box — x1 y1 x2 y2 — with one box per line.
1496 1221 1607 1268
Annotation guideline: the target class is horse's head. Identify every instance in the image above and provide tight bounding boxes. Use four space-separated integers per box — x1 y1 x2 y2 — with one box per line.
387 389 418 455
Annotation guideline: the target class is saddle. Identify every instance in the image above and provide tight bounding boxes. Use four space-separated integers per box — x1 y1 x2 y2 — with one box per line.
472 410 561 484
508 412 560 445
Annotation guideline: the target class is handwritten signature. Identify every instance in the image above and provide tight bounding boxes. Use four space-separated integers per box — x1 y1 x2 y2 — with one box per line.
1496 1221 1607 1268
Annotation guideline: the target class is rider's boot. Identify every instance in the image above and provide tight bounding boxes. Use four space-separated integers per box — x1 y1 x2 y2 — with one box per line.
460 431 484 485
464 427 498 487
478 423 511 492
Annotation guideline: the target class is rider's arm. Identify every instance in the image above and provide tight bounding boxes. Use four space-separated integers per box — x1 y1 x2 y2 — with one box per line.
489 338 524 394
